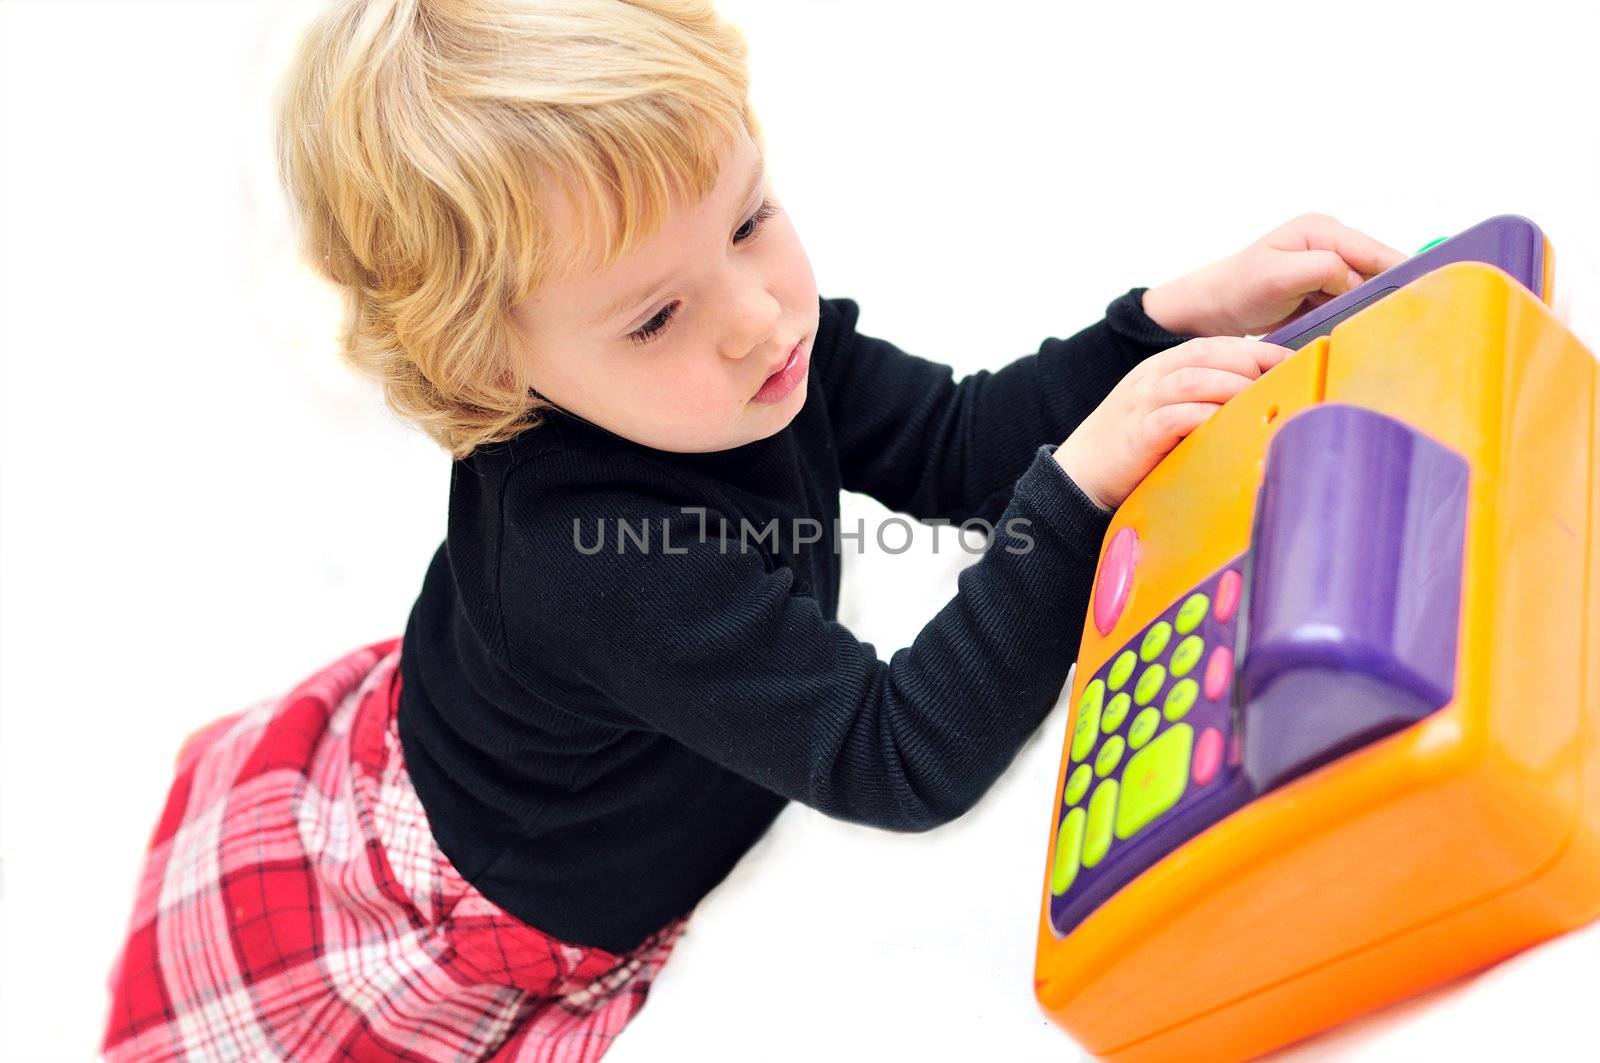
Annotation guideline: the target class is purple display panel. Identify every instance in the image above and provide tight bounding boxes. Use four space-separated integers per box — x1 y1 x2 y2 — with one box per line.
1261 214 1546 350
1238 405 1468 792
1048 405 1469 939
1047 559 1255 939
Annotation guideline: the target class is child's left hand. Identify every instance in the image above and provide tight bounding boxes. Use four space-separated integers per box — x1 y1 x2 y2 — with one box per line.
1141 214 1408 338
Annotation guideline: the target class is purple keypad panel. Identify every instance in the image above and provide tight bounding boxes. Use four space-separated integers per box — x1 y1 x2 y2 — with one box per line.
1047 557 1253 939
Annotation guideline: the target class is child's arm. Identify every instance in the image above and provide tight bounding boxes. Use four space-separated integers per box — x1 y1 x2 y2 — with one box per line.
498 448 1116 832
817 215 1405 525
812 290 1186 527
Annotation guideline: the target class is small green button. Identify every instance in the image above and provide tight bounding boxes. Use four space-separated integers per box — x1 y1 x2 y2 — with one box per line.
1415 236 1449 255
1107 650 1137 691
1175 593 1209 635
1140 621 1173 662
1134 663 1167 706
1128 707 1160 749
1064 762 1093 805
1051 807 1086 895
1095 734 1126 777
1115 723 1193 840
1164 678 1199 721
1071 679 1105 762
1083 779 1118 868
1100 691 1131 734
1169 635 1204 678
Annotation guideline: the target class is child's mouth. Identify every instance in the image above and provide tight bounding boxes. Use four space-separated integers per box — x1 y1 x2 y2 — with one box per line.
752 339 806 404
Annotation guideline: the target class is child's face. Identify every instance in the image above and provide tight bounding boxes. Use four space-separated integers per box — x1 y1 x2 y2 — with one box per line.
511 130 819 453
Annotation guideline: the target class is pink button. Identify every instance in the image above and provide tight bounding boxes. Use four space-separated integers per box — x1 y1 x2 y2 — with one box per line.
1092 527 1139 636
1193 727 1223 786
1214 568 1242 623
1203 645 1233 702
1227 731 1241 768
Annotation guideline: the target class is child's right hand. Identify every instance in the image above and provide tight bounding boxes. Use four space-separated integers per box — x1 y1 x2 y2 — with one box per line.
1053 337 1290 511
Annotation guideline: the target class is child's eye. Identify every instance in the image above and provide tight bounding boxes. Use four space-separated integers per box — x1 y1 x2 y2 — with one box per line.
629 301 678 345
627 200 781 347
734 198 779 243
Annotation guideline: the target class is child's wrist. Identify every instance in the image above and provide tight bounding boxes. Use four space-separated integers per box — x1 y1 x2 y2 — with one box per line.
1051 441 1114 513
1141 274 1221 337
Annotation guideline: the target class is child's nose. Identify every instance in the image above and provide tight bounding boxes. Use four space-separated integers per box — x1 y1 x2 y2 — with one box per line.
717 281 782 360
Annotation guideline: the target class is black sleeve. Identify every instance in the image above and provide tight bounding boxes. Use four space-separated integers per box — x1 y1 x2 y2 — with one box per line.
811 290 1190 526
497 445 1115 832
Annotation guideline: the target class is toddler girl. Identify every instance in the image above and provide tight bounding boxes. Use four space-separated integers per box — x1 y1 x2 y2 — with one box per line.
101 0 1403 1059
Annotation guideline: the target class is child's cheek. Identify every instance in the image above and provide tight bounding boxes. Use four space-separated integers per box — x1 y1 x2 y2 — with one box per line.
654 359 741 429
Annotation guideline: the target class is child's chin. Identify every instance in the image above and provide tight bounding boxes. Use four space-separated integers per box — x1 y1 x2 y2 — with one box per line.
662 389 806 453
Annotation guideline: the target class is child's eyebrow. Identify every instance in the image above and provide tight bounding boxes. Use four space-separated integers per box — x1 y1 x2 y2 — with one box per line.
591 157 766 328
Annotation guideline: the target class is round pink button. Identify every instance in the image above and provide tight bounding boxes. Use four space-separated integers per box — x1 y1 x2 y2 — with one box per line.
1203 645 1233 702
1193 727 1223 786
1093 527 1139 636
1214 568 1242 623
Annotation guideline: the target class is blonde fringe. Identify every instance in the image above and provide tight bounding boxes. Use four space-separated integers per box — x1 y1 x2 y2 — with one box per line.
274 0 761 458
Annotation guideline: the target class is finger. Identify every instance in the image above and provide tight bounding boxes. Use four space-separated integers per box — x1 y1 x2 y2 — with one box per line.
1291 214 1407 277
1270 248 1362 303
1154 365 1260 408
1254 291 1335 336
1141 401 1223 456
1160 336 1291 377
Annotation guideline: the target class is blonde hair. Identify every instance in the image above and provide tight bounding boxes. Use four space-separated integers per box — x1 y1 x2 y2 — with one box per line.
275 0 762 458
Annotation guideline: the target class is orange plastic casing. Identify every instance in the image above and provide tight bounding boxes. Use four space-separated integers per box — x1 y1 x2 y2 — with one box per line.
1033 262 1598 1061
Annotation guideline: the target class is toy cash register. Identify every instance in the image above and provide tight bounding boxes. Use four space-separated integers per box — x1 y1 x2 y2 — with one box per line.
1033 219 1598 1061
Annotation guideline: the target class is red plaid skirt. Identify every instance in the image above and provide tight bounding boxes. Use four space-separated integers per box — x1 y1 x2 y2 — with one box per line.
102 637 686 1062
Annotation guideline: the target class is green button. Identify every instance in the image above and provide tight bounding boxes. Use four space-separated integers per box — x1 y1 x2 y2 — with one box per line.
1100 691 1131 734
1107 650 1137 691
1415 236 1449 255
1064 763 1093 806
1095 734 1126 777
1128 707 1160 749
1115 724 1193 840
1175 593 1210 635
1140 621 1173 662
1164 678 1199 722
1134 663 1167 706
1071 679 1105 762
1170 634 1205 679
1083 779 1118 868
1050 807 1086 895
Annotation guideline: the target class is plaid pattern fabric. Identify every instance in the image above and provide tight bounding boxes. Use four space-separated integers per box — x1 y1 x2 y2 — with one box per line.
102 637 686 1062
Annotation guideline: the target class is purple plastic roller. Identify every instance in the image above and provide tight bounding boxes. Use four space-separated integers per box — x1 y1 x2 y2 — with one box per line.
1237 405 1470 793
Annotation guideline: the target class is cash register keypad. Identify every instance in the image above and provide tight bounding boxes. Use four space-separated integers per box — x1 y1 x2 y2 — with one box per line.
1049 558 1250 936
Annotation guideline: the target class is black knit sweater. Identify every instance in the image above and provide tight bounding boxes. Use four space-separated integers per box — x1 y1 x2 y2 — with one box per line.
396 289 1188 954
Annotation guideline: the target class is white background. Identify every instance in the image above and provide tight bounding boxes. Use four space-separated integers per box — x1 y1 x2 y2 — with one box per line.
3 1 1598 1060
